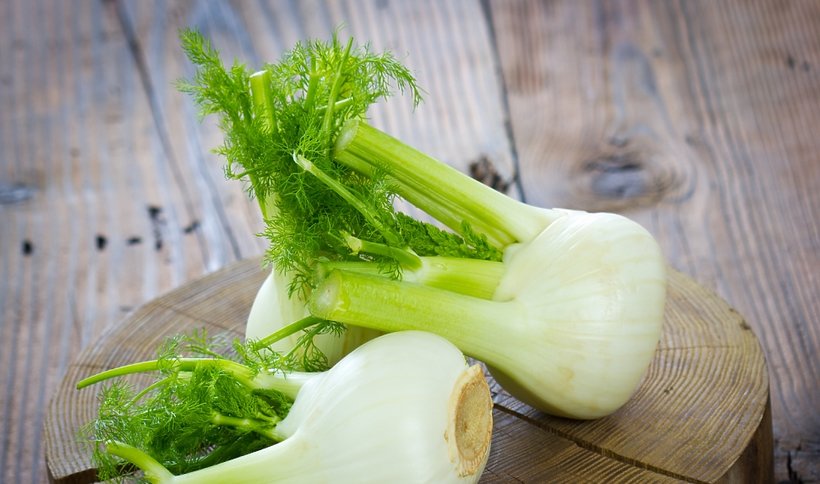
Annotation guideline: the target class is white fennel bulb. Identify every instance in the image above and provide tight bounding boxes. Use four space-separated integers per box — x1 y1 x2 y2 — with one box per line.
309 210 666 419
245 269 307 343
155 331 493 483
485 209 666 417
246 268 379 366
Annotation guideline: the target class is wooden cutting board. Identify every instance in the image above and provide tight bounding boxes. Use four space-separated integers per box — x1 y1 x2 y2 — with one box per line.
44 259 772 483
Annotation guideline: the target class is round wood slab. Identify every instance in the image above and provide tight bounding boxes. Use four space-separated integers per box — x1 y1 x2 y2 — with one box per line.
44 259 772 483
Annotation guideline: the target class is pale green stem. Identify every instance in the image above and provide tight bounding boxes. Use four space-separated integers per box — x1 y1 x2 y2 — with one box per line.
343 232 422 270
105 441 174 483
252 315 325 349
409 257 505 299
335 120 558 246
211 413 287 442
77 356 313 399
76 358 256 390
249 70 276 132
321 37 354 137
317 97 353 114
309 269 513 359
293 152 398 244
303 57 320 112
319 256 505 299
127 376 174 407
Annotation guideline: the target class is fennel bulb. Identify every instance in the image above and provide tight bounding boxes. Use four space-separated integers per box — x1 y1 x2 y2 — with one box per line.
306 120 667 418
246 268 379 368
86 331 493 483
309 209 666 419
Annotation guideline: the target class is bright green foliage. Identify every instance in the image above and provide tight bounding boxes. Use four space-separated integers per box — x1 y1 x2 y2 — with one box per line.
240 316 347 372
82 331 294 481
178 29 501 298
397 214 502 260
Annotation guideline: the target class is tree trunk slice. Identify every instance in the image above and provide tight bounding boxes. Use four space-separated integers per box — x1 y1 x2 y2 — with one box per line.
44 259 772 483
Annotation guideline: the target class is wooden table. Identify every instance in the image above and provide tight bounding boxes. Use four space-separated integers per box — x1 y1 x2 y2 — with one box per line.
1 1 817 482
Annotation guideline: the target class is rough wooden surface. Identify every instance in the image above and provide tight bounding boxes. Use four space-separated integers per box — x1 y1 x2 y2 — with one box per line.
44 260 769 483
1 0 817 482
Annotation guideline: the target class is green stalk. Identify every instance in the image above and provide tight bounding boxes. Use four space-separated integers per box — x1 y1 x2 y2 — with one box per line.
210 413 286 442
127 376 174 407
249 70 276 132
322 256 504 299
252 371 313 400
303 57 320 112
309 269 513 359
321 37 354 137
105 441 174 483
317 260 385 277
260 195 278 222
409 257 505 299
248 69 280 221
77 357 311 399
76 358 256 390
335 120 557 246
293 152 397 244
317 97 353 113
252 315 326 349
343 233 422 270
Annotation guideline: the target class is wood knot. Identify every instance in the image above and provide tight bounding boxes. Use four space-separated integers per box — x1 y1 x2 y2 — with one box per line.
570 150 679 211
585 152 647 199
469 156 510 193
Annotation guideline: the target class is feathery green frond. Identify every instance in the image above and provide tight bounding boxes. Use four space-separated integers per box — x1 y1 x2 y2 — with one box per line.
179 28 498 300
80 329 310 480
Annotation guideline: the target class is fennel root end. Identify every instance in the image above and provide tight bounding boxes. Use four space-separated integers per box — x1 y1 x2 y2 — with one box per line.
446 364 493 477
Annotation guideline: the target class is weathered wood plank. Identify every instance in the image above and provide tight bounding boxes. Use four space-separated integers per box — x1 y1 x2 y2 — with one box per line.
488 0 819 480
117 0 267 266
0 0 245 482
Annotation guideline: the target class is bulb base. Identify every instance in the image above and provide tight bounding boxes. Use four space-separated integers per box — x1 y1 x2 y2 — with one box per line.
446 364 493 477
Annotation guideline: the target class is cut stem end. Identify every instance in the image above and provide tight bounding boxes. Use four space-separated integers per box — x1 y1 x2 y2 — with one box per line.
447 364 493 477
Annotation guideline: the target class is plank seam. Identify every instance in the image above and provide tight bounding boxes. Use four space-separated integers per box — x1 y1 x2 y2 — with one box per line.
477 0 527 203
110 0 243 264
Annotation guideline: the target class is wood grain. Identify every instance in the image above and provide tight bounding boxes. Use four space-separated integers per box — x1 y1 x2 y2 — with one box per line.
1 0 817 481
0 2 242 482
44 259 769 483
